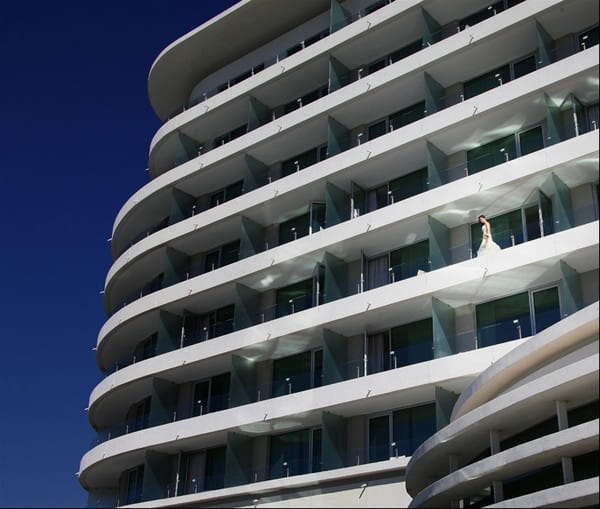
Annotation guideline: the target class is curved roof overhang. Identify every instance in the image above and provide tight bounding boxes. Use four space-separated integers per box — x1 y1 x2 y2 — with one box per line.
148 0 330 121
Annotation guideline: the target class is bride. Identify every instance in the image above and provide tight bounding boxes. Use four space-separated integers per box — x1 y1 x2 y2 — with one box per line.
477 214 501 256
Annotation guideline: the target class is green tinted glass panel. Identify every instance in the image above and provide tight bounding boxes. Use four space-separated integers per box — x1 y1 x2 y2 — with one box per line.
272 351 312 397
220 240 240 266
204 446 226 490
389 101 425 130
368 120 387 140
519 126 544 156
513 55 536 79
282 148 319 177
210 373 230 412
533 287 560 333
390 240 429 280
578 27 599 50
369 415 390 462
464 64 510 100
467 134 516 174
269 429 310 478
226 180 244 200
391 318 433 367
390 39 422 63
393 403 436 456
276 278 313 317
192 381 210 416
476 292 532 347
279 212 310 245
389 168 427 202
410 403 436 452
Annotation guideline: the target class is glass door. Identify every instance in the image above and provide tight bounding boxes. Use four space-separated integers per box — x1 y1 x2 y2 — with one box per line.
192 381 210 416
369 415 391 463
531 286 561 333
351 181 366 218
309 202 326 234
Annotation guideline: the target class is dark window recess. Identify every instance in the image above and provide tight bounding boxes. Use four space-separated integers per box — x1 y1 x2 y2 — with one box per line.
568 400 600 427
284 86 328 114
209 180 243 208
214 124 247 147
578 25 599 51
513 55 536 79
281 145 327 177
464 64 510 100
459 1 504 31
203 240 241 273
204 446 227 491
573 450 599 481
502 462 563 500
389 101 426 130
500 415 558 450
389 39 422 63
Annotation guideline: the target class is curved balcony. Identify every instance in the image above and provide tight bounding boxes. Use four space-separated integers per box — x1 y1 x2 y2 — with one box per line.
88 222 598 431
112 32 599 258
404 302 599 507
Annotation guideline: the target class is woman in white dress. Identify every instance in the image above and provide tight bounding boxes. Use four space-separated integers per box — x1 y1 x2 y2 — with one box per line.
477 214 501 257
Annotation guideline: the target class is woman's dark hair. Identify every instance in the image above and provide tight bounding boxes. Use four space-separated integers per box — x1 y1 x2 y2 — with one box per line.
478 214 487 220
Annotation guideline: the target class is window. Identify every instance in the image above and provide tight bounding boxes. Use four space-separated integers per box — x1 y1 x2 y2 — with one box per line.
459 1 504 31
192 372 230 416
367 319 433 374
272 349 322 397
369 403 436 463
203 240 240 273
204 446 227 491
275 276 321 318
390 240 429 281
467 125 544 175
464 64 510 100
123 465 144 505
389 101 426 130
132 333 157 363
476 286 561 348
281 145 327 177
278 203 325 245
578 25 599 51
209 180 243 208
213 124 247 147
393 403 436 456
183 304 235 345
269 428 321 479
284 86 328 114
389 168 427 203
391 318 434 368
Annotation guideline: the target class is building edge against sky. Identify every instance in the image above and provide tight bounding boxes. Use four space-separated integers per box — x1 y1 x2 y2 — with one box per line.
79 0 599 507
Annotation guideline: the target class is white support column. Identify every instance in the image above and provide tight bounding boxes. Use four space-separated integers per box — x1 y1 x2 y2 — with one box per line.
489 430 503 503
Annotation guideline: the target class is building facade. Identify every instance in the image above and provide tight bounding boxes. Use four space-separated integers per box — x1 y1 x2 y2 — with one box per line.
79 0 599 506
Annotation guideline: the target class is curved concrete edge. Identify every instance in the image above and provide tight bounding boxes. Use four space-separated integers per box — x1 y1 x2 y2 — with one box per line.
127 457 409 508
146 0 545 171
451 301 600 421
405 348 599 496
104 130 599 312
409 420 599 508
114 16 596 247
96 221 599 372
485 476 599 508
147 0 424 159
81 344 515 486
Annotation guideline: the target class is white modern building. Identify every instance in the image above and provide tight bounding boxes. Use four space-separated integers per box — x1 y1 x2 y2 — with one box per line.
79 0 599 507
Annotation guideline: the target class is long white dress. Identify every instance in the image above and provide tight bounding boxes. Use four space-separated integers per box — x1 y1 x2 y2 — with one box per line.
477 224 501 257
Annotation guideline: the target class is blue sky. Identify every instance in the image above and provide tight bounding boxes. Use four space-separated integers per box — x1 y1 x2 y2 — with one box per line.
0 1 237 506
